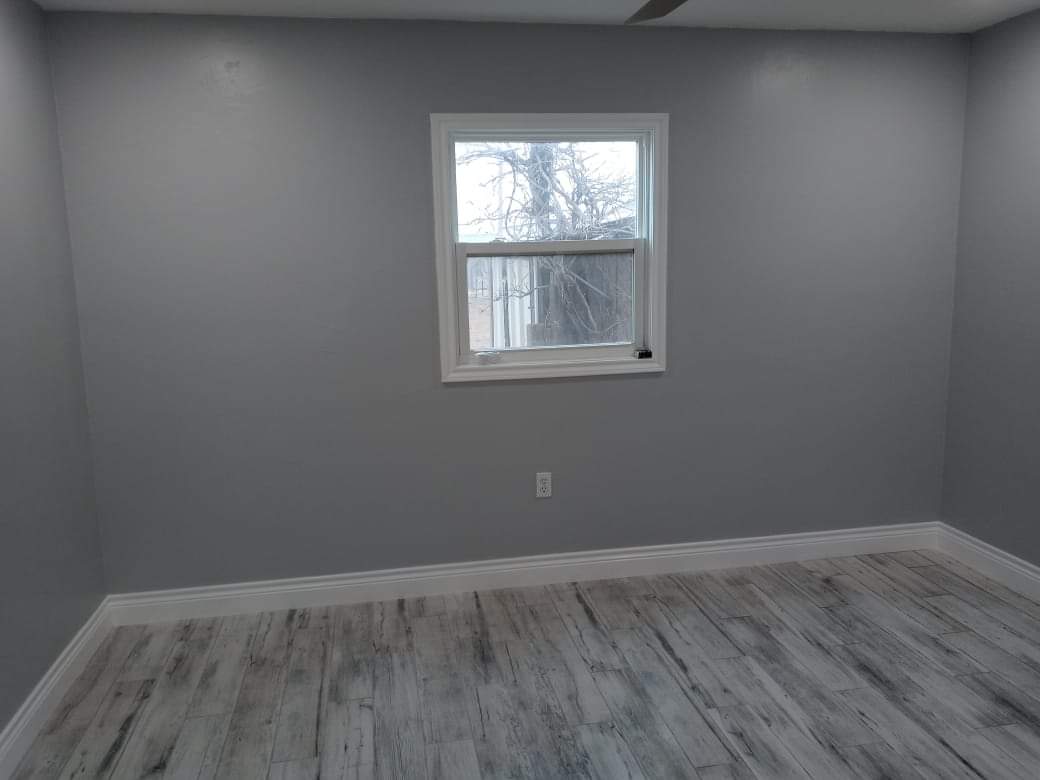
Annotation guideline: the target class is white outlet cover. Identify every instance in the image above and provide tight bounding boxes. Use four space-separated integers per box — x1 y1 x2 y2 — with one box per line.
536 472 552 498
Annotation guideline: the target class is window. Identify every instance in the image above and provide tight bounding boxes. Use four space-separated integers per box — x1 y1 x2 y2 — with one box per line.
431 114 668 382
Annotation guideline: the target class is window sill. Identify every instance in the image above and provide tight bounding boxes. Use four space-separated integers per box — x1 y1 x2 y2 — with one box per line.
442 356 666 383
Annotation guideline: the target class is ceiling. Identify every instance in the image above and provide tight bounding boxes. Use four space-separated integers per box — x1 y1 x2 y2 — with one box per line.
34 0 1040 33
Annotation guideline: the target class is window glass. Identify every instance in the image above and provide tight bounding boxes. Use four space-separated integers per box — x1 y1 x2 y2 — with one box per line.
467 252 634 350
455 141 639 242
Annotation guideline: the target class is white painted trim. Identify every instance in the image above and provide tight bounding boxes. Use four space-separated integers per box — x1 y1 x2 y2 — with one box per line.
105 521 940 626
430 112 669 383
937 522 1040 603
0 600 113 778
13 519 1040 774
459 239 640 255
437 354 666 382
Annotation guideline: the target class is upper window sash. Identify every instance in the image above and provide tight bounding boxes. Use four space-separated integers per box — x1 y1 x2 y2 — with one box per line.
449 130 651 244
457 238 640 255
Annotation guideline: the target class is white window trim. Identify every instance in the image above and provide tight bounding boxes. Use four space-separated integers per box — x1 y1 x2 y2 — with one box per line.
430 113 668 383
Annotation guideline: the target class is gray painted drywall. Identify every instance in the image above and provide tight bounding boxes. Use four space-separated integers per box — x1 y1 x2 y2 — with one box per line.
47 14 967 592
0 0 104 726
943 11 1040 563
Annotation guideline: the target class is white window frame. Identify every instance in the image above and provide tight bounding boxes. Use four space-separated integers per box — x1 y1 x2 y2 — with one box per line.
431 113 668 382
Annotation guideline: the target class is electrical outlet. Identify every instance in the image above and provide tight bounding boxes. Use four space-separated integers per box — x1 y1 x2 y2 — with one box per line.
535 471 552 498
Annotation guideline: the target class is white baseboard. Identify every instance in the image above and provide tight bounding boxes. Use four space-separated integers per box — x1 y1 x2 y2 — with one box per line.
10 518 1040 776
937 522 1040 602
105 521 941 625
0 601 112 778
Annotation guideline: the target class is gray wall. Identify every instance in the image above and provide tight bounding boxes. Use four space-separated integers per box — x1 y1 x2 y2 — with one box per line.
943 11 1040 562
47 14 968 592
0 0 105 726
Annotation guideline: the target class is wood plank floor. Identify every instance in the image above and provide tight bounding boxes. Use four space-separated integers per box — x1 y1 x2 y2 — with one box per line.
17 550 1040 778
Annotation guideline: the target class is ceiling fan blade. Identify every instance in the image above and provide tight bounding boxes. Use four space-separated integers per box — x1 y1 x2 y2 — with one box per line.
625 0 690 24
